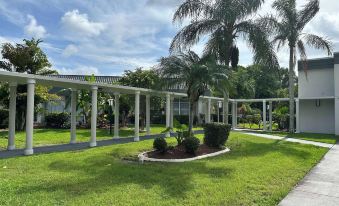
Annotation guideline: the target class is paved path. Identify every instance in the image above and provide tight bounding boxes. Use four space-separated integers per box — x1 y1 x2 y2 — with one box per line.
279 144 339 206
0 130 204 159
241 132 333 148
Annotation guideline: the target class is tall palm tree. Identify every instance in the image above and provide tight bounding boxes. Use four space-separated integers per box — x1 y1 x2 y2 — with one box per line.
171 0 278 68
171 0 279 123
262 0 332 133
158 51 229 132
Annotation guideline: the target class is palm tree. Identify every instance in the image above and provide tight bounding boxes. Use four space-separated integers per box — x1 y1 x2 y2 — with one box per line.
171 0 278 68
158 51 229 132
262 0 332 133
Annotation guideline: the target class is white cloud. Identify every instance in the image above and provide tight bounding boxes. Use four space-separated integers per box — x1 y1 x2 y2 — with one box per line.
24 15 46 39
56 65 101 75
61 10 106 37
62 44 78 57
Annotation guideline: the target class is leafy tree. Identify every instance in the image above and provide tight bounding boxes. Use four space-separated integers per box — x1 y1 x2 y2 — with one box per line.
118 68 161 129
0 38 57 130
158 51 229 132
262 0 332 132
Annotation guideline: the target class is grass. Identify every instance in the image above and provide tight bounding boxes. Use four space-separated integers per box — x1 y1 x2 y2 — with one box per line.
0 125 202 150
238 123 279 130
0 132 328 206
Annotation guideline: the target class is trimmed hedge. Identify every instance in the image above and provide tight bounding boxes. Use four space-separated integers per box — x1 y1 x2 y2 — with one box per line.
184 136 200 154
45 112 70 129
203 123 231 148
153 137 167 153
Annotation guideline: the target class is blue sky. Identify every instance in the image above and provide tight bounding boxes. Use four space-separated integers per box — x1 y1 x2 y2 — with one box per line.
0 0 338 75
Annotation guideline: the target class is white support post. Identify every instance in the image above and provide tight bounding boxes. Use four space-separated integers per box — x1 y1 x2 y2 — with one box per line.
114 92 120 139
223 96 228 124
90 86 98 147
232 102 236 129
206 98 211 123
295 99 300 133
8 82 17 150
217 101 220 123
134 91 140 141
269 101 273 132
24 79 35 155
170 96 174 128
235 102 238 128
70 88 77 144
146 94 151 136
165 94 171 137
263 100 267 131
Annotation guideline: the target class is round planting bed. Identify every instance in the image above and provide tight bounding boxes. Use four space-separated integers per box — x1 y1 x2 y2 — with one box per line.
138 146 230 163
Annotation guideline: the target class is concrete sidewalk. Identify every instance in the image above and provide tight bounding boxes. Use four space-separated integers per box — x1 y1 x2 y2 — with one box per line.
240 131 334 148
279 144 339 206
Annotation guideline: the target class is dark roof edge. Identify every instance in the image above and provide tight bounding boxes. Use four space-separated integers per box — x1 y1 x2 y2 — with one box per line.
297 56 334 71
334 52 339 64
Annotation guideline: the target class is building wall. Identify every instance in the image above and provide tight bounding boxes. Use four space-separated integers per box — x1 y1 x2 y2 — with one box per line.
298 67 334 98
299 99 334 134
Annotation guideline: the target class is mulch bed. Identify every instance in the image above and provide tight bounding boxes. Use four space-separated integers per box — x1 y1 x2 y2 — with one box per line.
147 144 222 159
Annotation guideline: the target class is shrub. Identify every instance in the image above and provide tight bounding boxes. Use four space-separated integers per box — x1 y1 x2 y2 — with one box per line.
45 112 70 129
184 136 200 154
153 137 167 153
203 123 231 148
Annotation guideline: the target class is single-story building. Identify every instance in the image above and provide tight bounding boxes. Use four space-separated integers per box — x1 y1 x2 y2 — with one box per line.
298 52 339 135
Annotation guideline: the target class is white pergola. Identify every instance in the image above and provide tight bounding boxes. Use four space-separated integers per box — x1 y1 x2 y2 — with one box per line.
0 71 300 155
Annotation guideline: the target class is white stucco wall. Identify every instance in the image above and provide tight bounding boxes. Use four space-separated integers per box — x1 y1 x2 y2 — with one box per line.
334 63 339 135
299 99 335 134
298 68 334 98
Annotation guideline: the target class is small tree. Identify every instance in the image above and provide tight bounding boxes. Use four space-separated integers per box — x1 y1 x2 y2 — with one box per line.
158 51 229 133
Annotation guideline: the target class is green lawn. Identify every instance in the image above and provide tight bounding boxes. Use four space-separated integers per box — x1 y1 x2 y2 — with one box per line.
238 123 279 130
0 125 202 150
241 130 338 144
0 133 328 205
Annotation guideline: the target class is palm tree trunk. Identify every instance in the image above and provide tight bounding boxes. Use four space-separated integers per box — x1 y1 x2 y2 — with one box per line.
223 92 229 124
188 101 195 133
288 46 295 133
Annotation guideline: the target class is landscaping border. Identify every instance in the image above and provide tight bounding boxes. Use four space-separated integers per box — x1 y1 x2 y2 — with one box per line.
138 147 230 163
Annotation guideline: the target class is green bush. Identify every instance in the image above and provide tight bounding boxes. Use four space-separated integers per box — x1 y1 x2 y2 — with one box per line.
184 136 200 154
45 112 70 129
203 123 231 148
153 137 168 153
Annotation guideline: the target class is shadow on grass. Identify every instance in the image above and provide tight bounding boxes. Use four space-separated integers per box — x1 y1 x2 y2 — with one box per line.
16 153 234 199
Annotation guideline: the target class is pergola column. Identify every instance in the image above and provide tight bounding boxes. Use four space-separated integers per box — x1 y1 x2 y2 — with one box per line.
217 101 220 123
90 86 98 147
206 98 211 123
113 92 120 139
165 93 171 137
7 82 17 150
232 102 236 129
296 99 300 133
263 100 267 131
70 88 77 144
223 96 228 124
134 91 140 141
269 101 273 132
170 96 174 128
146 94 151 136
24 79 35 156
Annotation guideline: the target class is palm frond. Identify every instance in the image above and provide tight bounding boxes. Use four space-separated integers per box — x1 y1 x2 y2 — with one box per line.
272 0 297 24
297 0 319 30
297 40 308 74
170 19 221 52
173 0 213 24
303 34 333 55
236 21 280 69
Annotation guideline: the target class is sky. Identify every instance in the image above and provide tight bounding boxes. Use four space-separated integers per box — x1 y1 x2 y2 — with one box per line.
0 0 338 76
